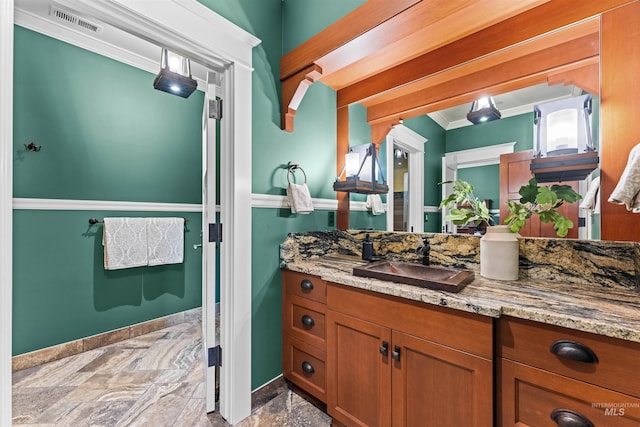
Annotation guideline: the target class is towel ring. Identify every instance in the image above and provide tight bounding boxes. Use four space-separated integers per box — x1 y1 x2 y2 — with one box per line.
287 162 307 184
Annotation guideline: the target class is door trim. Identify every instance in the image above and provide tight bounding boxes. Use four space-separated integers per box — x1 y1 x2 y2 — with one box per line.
385 124 427 232
0 1 14 424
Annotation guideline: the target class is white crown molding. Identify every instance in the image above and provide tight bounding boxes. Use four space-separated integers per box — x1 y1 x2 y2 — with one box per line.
52 0 260 71
12 198 203 212
434 93 576 130
14 3 209 91
389 124 428 148
445 142 516 169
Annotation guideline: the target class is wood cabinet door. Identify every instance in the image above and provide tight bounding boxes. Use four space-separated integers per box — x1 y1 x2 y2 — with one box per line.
327 309 392 427
499 150 579 238
391 331 493 427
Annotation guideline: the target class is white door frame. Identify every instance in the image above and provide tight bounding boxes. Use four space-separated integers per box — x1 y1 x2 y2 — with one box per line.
0 1 14 425
441 142 516 233
2 1 259 424
386 124 427 232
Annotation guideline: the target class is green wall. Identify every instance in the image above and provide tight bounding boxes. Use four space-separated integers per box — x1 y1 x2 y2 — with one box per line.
13 28 204 356
282 0 367 54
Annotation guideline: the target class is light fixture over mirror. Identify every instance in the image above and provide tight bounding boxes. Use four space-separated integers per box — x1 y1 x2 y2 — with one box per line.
466 96 501 124
153 48 197 98
530 94 598 182
334 143 389 194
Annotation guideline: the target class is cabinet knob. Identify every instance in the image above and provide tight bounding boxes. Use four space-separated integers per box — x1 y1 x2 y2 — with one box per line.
300 279 314 291
301 361 315 374
380 341 389 357
550 340 598 363
301 314 315 327
550 409 595 427
392 345 401 361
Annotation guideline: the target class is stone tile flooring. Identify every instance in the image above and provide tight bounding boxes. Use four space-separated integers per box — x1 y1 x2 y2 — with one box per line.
12 318 331 426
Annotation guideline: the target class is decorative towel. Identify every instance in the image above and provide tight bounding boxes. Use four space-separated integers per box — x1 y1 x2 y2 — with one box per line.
287 183 314 214
147 217 185 266
608 143 640 213
366 194 385 215
103 218 148 270
580 175 601 214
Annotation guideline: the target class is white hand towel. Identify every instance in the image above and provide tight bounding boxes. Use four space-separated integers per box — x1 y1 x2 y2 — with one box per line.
147 217 185 266
608 143 640 213
366 194 385 215
103 217 148 270
287 183 314 214
580 176 600 214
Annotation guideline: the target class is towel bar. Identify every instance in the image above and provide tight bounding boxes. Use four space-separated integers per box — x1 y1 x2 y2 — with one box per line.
88 217 190 225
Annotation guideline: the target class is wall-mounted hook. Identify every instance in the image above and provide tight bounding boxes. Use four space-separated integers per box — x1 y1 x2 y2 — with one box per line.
24 142 42 152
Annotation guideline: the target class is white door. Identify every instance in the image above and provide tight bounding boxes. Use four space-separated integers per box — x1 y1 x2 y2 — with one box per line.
202 71 221 412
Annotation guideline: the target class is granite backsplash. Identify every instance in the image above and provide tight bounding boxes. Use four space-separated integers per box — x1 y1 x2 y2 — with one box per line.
280 230 640 291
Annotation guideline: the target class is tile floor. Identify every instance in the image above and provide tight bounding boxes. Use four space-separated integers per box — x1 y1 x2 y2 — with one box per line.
12 316 331 426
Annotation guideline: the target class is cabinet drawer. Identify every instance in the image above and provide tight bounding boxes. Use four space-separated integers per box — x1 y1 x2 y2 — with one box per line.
327 282 493 359
284 294 326 350
497 316 640 397
283 335 326 402
498 358 640 426
283 270 326 303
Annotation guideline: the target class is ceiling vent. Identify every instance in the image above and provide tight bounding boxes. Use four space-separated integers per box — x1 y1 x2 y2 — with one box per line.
49 6 103 35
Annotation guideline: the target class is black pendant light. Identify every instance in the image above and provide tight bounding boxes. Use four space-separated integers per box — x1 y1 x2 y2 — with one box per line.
467 96 501 124
153 48 197 99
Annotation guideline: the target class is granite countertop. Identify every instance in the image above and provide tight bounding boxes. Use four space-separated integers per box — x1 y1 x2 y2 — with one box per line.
283 254 640 344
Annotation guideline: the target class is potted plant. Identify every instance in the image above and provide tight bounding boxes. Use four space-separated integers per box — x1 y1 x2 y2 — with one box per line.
439 179 495 230
440 178 582 281
504 178 582 237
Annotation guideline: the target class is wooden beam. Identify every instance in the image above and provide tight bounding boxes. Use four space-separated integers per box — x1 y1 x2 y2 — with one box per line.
280 64 322 132
359 19 599 107
371 120 400 147
316 0 546 90
336 106 349 230
600 1 640 242
280 0 421 81
547 62 600 95
338 0 634 108
366 36 599 125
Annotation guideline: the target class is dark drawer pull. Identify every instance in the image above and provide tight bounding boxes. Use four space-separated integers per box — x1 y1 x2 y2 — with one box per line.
301 361 315 374
392 345 401 361
550 408 594 427
300 279 314 291
301 314 315 327
380 341 389 357
550 340 598 363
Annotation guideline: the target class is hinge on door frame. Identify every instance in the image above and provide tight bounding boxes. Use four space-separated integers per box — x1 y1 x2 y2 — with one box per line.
209 223 222 243
209 98 222 120
208 345 222 367
578 217 586 227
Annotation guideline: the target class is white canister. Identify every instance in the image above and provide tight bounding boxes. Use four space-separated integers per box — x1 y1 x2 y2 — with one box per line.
480 225 520 280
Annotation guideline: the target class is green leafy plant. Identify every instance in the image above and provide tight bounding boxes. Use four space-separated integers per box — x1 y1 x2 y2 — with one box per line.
439 180 495 227
504 178 582 237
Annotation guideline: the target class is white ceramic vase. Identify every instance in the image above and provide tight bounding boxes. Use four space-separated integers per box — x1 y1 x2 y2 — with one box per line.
480 225 520 280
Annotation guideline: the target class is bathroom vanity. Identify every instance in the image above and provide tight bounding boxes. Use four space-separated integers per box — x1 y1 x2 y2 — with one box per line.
281 231 640 426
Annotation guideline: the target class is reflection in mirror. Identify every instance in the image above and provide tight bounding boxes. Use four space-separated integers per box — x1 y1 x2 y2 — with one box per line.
428 82 600 239
393 147 409 231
